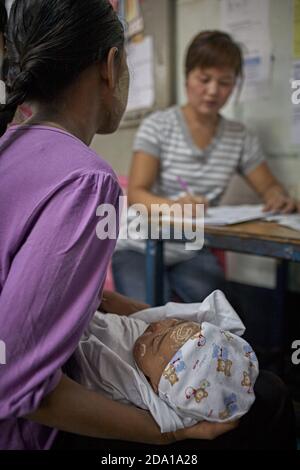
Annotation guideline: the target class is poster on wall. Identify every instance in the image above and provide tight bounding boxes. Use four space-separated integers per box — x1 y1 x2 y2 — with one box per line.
221 0 272 102
126 35 155 112
114 0 144 39
294 0 300 59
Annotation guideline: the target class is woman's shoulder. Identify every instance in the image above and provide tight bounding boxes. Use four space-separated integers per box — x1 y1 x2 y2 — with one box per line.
221 116 261 148
221 115 247 136
3 124 120 187
141 106 179 130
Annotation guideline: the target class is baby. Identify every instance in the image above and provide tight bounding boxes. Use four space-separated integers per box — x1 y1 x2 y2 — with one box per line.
133 318 259 422
75 290 259 431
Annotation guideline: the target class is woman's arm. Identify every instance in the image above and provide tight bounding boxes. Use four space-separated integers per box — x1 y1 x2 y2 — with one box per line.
100 290 149 315
128 152 208 215
245 162 298 213
26 374 237 444
128 151 173 209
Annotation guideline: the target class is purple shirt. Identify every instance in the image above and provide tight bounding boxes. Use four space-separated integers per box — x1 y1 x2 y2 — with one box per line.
0 125 122 449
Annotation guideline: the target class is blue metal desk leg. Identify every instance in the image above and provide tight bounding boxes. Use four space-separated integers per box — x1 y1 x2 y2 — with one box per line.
270 260 289 375
146 239 164 306
274 259 289 348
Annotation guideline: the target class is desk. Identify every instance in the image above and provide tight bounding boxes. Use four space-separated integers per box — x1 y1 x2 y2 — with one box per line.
146 221 300 350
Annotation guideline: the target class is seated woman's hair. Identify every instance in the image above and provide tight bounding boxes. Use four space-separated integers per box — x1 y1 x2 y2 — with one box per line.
0 0 124 136
185 30 243 79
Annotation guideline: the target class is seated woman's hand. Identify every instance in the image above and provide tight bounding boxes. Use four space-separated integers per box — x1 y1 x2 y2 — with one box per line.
263 188 298 214
175 420 239 442
175 193 209 216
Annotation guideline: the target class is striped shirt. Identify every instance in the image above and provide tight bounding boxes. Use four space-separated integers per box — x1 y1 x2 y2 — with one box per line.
116 106 265 264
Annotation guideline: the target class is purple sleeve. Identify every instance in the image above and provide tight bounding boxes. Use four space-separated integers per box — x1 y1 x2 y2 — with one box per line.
0 172 121 419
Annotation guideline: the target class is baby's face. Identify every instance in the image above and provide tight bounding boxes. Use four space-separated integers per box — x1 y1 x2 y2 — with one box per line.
133 319 201 393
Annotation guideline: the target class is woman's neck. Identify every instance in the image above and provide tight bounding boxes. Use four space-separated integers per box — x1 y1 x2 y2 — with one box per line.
25 99 97 146
182 103 220 130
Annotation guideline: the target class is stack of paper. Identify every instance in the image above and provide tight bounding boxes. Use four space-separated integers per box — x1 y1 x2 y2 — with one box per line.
204 204 269 226
265 213 300 232
128 204 300 232
160 205 270 226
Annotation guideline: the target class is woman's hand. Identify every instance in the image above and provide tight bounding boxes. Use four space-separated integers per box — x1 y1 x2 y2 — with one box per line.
263 187 298 214
246 163 298 214
100 290 150 316
175 193 209 217
27 374 238 446
175 420 239 442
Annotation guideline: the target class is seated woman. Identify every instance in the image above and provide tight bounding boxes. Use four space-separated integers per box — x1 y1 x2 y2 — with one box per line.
112 30 298 304
74 290 296 449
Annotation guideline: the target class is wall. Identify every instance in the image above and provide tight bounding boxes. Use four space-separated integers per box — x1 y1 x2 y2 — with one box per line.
176 0 300 290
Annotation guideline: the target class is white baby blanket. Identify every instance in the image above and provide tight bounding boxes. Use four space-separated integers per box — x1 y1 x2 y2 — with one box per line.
157 321 258 423
74 290 252 432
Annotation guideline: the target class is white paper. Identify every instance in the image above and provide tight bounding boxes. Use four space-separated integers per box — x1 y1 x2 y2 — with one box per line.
265 214 300 232
126 36 155 113
204 205 269 226
221 0 272 102
129 204 300 230
160 205 272 227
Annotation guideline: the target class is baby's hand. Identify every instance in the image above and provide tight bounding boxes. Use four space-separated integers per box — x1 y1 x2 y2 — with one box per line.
175 420 239 441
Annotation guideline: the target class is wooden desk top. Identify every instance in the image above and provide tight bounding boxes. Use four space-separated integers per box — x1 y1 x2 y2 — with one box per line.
161 216 300 245
148 217 300 260
204 221 300 245
163 219 300 260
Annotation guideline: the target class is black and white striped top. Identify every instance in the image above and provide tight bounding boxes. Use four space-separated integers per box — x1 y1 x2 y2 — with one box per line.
133 106 264 205
116 106 265 264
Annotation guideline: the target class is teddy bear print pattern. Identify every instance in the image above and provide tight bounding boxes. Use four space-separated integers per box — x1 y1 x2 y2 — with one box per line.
158 321 259 422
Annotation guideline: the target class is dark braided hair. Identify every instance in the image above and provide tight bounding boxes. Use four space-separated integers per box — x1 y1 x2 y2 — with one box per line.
0 0 125 137
0 0 7 33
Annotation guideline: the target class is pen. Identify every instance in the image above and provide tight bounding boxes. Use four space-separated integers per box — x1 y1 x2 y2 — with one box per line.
176 176 194 195
176 175 209 212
